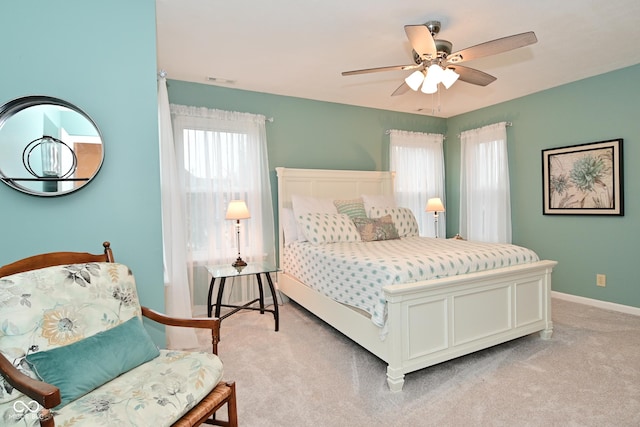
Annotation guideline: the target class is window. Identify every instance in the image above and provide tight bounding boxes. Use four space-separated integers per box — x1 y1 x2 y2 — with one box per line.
459 122 511 243
171 105 275 306
181 128 254 258
389 130 445 237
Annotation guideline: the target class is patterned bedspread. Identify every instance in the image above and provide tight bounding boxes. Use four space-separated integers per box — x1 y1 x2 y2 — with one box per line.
282 237 540 329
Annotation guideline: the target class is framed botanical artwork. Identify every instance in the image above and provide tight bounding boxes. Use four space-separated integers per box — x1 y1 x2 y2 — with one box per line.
542 139 623 215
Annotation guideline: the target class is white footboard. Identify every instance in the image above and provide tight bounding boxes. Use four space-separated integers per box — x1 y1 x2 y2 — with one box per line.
278 260 556 391
275 167 557 391
383 260 556 391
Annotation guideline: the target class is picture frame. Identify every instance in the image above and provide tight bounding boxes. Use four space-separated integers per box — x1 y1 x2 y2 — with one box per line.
542 139 623 215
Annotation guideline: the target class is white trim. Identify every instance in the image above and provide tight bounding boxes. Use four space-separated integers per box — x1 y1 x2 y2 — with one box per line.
276 167 556 391
552 291 640 316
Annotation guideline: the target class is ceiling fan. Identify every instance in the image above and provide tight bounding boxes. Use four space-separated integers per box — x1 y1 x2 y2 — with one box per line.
342 20 537 96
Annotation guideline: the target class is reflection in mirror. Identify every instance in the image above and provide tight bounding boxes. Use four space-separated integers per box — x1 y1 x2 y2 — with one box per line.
0 96 104 196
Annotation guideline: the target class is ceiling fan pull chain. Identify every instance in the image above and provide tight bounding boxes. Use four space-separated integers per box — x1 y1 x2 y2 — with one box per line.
431 89 442 115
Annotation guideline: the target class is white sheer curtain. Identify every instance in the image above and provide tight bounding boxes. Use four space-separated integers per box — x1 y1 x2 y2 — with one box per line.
170 104 276 308
460 122 512 243
389 130 445 237
158 73 199 350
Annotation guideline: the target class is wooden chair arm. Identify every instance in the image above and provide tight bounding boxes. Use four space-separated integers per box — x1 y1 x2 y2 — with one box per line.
0 353 61 409
141 306 221 354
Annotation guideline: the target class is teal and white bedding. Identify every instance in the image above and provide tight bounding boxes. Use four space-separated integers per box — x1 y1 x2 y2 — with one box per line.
282 237 540 329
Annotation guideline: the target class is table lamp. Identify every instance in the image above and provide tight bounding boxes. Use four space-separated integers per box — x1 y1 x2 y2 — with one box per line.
226 200 251 268
425 197 445 238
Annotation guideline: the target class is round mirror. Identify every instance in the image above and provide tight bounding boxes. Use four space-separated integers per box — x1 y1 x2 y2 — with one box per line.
0 96 104 196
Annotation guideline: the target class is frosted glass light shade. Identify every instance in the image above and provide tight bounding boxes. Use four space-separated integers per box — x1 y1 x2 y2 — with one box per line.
426 64 444 84
421 79 438 94
421 64 446 94
441 68 460 89
226 200 251 220
405 70 425 91
425 197 445 213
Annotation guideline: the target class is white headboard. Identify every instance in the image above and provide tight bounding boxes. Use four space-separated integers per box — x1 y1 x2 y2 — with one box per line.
275 167 394 264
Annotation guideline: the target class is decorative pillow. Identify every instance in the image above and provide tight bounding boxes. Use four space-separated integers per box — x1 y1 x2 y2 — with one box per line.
361 194 397 216
333 198 367 219
369 207 420 237
281 207 299 244
291 195 338 242
352 215 400 242
297 213 361 245
25 316 160 408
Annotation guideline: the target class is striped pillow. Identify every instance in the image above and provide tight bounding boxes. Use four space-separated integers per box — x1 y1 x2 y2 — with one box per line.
333 198 367 219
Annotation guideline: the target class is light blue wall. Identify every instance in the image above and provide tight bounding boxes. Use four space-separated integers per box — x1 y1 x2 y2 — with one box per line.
166 80 447 172
169 65 639 310
446 64 640 308
166 80 447 231
4 1 634 341
0 1 165 341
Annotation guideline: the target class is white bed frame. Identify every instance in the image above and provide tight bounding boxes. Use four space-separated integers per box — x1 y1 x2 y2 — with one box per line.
275 167 557 391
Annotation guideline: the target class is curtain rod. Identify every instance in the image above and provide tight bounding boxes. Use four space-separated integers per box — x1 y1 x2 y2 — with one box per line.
457 121 512 138
385 129 446 140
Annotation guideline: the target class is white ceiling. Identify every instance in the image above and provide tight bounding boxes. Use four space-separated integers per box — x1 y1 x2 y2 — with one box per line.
156 0 640 118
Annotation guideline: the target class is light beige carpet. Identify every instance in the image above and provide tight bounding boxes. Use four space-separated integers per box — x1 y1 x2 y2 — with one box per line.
208 298 640 427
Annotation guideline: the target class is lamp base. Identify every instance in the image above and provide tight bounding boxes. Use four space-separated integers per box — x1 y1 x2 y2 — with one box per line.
232 257 247 268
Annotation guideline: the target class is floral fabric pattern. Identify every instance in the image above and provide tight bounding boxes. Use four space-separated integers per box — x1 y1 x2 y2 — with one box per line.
2 350 222 426
368 207 420 237
352 215 400 242
0 262 223 426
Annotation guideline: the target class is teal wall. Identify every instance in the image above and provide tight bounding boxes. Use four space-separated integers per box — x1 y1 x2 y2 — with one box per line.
446 64 639 308
167 80 447 172
2 1 635 345
0 1 166 342
167 80 447 229
169 65 639 310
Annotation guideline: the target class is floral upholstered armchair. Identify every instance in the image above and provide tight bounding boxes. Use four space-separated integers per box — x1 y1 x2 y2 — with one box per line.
0 242 237 427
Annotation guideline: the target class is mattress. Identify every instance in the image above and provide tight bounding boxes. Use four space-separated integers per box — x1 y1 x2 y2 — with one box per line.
282 236 540 328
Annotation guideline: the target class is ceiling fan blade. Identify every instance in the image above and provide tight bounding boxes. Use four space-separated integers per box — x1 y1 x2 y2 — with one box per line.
448 65 497 86
446 31 537 64
404 25 437 60
391 82 410 96
342 64 420 76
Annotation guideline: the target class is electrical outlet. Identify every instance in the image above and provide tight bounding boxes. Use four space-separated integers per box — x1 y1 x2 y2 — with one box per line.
596 274 606 287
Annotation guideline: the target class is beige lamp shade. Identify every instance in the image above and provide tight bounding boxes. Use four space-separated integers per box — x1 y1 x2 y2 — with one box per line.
425 197 445 213
225 200 251 220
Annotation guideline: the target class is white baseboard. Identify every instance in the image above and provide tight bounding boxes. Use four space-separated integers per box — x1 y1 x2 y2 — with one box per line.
552 291 640 316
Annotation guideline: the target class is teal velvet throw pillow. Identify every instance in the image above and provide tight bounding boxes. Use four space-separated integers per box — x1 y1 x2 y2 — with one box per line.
26 316 160 408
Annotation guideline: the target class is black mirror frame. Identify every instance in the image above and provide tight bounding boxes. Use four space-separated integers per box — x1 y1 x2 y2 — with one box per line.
0 96 104 197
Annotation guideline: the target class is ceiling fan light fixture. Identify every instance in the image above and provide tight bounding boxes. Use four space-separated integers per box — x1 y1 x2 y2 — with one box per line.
441 68 460 89
426 64 444 84
420 79 438 94
405 70 425 91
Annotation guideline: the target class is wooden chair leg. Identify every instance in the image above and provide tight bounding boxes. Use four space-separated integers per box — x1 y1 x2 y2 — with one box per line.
204 382 237 427
226 382 238 427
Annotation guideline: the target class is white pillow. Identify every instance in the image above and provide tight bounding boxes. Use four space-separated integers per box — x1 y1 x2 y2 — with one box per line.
281 208 298 244
296 213 361 245
291 195 338 242
361 194 397 217
368 207 420 237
